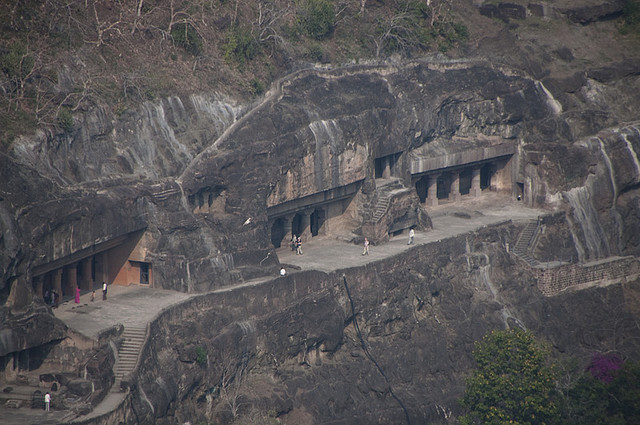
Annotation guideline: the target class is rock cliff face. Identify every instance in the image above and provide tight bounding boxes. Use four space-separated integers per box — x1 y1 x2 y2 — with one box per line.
128 225 640 424
2 54 640 380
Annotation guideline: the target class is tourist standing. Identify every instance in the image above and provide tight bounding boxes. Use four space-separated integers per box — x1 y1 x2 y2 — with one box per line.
75 287 80 303
296 236 303 255
362 237 370 255
90 290 95 302
102 282 107 300
280 267 286 276
408 228 415 245
44 392 50 411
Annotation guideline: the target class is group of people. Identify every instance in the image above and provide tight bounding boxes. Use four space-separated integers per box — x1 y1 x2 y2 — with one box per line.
43 281 109 307
43 289 60 307
291 234 303 255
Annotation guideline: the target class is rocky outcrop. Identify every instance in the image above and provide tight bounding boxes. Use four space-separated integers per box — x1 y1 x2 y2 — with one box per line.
122 223 640 424
560 0 626 24
1 57 639 322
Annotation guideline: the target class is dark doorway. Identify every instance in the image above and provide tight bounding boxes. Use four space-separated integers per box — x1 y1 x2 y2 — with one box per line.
437 174 450 200
415 176 428 203
374 153 401 179
459 169 472 195
310 208 325 237
292 213 304 238
139 263 150 284
480 164 492 190
270 218 286 248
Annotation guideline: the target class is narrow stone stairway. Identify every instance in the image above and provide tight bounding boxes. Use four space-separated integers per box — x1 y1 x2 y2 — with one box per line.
512 220 540 266
369 178 404 223
113 326 146 391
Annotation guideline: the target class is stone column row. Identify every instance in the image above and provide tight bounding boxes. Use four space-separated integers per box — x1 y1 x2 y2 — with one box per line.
424 166 483 206
32 255 97 300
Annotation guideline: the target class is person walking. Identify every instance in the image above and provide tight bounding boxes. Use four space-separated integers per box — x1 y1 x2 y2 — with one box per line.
75 286 80 303
102 282 107 300
90 290 95 302
408 228 415 245
362 237 370 255
44 392 50 412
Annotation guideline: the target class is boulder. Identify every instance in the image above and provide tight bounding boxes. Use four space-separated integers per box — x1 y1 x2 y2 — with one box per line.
67 379 93 397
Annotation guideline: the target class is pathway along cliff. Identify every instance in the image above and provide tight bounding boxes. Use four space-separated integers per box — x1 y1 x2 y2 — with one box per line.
35 195 639 424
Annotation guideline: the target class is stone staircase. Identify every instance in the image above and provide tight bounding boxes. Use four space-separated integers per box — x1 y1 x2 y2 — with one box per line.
113 326 146 390
368 178 404 223
512 220 540 266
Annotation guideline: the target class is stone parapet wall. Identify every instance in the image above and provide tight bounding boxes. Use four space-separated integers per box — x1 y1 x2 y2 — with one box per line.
536 257 640 296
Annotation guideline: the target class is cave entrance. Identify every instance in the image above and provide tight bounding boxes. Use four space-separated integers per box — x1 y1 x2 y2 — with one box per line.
310 208 325 237
480 163 493 190
291 213 304 238
132 261 151 285
459 168 472 195
270 218 287 248
415 176 428 203
374 152 401 179
436 174 450 200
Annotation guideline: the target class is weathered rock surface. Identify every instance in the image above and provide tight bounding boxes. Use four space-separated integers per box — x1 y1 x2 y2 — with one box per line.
1 2 640 422
126 225 640 424
1 55 640 373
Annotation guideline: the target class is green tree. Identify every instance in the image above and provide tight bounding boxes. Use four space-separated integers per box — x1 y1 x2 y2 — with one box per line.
296 0 334 40
560 359 640 425
460 328 558 425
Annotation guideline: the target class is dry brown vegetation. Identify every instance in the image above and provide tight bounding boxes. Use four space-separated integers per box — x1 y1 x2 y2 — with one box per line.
0 0 637 144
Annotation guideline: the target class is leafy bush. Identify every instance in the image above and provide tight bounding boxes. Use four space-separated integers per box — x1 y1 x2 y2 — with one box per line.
560 357 640 424
296 0 335 40
223 28 259 65
57 107 73 133
171 23 203 56
195 345 207 366
0 41 35 83
250 78 265 95
621 0 640 34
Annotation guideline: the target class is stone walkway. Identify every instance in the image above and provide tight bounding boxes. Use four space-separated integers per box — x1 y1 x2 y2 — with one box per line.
54 285 192 340
278 193 545 272
0 193 545 425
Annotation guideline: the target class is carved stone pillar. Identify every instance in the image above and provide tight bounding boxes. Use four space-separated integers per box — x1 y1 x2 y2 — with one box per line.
426 174 439 206
284 215 293 239
53 268 63 297
471 167 482 197
81 257 93 290
449 171 461 201
301 210 312 241
66 262 78 296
